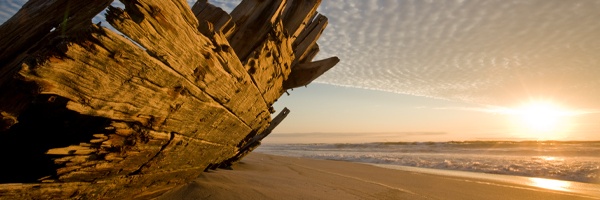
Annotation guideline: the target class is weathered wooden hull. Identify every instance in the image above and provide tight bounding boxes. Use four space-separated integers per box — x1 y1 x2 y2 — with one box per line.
0 0 338 199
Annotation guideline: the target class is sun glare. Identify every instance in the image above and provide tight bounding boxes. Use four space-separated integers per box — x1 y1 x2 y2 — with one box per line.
529 178 571 192
509 101 575 139
517 102 564 132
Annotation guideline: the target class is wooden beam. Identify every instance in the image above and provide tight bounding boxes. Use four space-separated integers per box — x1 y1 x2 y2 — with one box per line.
229 0 287 62
284 57 340 89
282 0 321 41
292 14 329 67
192 0 236 37
218 107 291 168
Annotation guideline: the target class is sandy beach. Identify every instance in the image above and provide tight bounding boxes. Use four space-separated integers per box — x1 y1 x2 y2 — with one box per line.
157 153 598 200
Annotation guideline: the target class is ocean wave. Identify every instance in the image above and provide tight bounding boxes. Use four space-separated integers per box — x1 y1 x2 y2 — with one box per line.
257 142 600 183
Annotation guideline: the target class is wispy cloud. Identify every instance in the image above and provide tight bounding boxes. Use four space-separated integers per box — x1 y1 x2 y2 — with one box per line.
201 0 600 109
312 0 600 108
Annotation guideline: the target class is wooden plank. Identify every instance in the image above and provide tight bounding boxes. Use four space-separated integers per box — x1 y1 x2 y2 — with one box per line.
106 0 270 131
229 0 287 62
51 127 171 182
89 167 207 199
219 107 291 167
0 0 112 73
251 107 290 142
301 43 321 64
282 0 321 41
0 182 90 200
284 57 340 89
292 14 329 67
136 134 236 173
46 145 95 155
192 0 236 37
19 25 253 146
243 21 295 105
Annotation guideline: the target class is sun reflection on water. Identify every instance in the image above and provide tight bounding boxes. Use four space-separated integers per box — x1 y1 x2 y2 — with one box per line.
529 178 571 192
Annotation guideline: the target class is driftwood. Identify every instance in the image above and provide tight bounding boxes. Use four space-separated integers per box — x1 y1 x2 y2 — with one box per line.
0 0 338 199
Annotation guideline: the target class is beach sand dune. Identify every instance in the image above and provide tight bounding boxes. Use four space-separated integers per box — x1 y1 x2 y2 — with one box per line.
158 153 597 200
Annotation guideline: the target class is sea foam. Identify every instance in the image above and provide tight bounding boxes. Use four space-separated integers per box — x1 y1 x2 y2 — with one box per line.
256 141 600 183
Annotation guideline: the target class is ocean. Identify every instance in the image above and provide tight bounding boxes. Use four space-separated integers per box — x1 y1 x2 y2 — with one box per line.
256 141 600 184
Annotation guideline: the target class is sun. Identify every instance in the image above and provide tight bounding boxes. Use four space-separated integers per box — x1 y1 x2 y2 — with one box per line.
510 101 574 139
517 102 564 132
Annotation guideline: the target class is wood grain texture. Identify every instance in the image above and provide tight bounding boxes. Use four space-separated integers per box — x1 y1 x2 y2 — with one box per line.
106 0 270 131
292 14 329 65
0 0 112 74
229 0 287 62
282 0 321 41
192 0 236 37
13 25 250 197
19 26 253 144
0 0 112 129
244 21 295 105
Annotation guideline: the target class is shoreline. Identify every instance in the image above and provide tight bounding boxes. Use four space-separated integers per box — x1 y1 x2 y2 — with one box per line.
371 164 600 197
158 153 599 200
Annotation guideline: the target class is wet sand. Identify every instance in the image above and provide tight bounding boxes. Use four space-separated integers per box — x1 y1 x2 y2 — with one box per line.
157 153 599 200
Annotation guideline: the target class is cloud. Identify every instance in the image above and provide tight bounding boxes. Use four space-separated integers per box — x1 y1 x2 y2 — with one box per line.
312 0 600 108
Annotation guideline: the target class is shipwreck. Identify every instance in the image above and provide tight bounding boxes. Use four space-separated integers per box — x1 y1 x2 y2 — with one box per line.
0 0 338 199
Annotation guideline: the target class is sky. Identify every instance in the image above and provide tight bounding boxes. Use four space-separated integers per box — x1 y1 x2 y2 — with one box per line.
2 0 600 142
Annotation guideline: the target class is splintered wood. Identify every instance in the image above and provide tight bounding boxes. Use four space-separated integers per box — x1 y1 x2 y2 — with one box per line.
0 0 338 199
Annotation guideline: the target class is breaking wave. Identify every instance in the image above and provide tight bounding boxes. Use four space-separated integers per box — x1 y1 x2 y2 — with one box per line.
257 141 600 183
